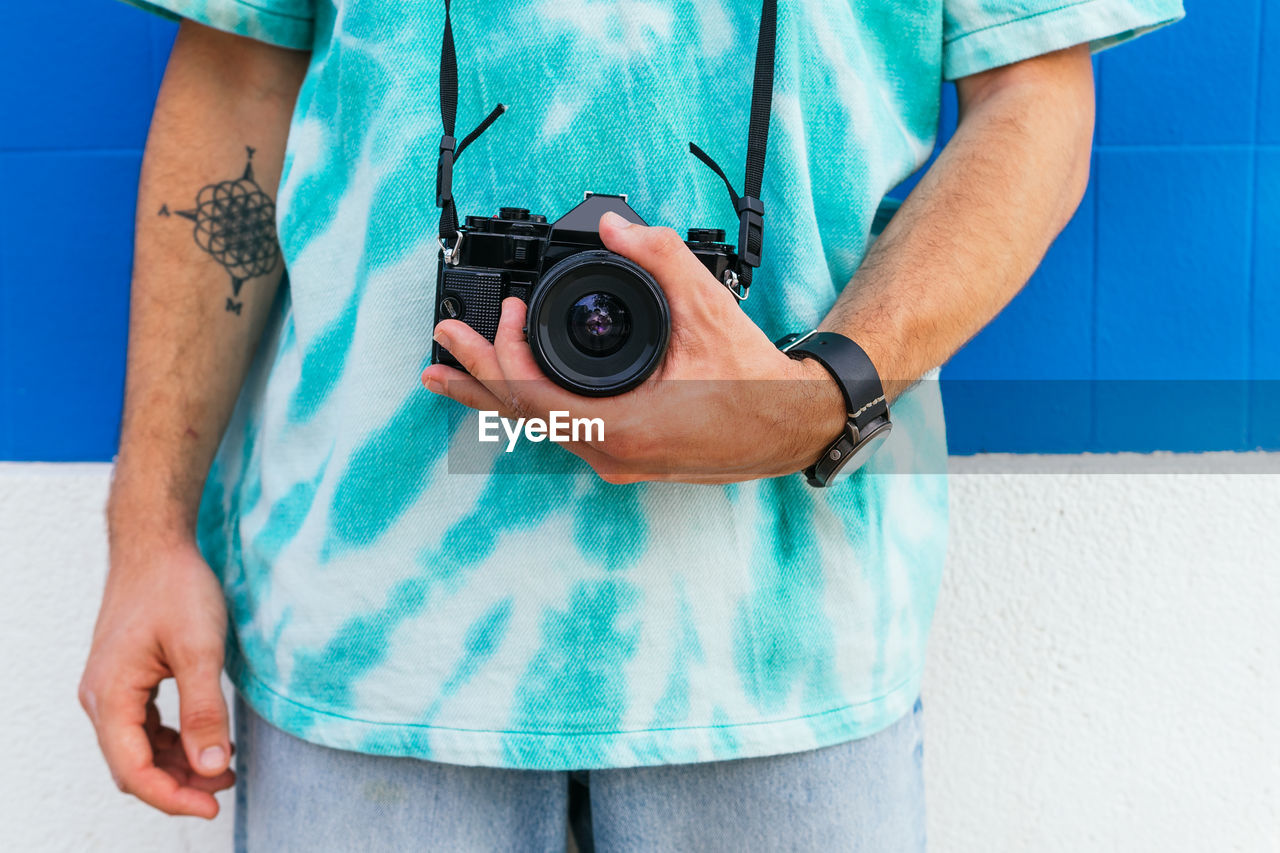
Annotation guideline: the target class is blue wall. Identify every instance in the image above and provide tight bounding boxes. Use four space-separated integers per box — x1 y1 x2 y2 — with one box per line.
0 2 1275 461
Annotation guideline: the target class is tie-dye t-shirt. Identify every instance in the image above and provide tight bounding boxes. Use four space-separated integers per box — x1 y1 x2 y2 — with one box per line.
120 0 1182 768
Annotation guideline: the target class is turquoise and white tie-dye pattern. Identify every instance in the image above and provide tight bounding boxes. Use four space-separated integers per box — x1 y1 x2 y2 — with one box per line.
122 0 1183 769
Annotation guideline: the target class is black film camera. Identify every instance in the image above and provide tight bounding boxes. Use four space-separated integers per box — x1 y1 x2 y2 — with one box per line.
432 193 739 396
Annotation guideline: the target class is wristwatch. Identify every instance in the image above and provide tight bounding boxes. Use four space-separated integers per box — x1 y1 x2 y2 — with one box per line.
776 330 893 487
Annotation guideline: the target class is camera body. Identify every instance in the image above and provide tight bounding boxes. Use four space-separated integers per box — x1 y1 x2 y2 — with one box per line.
432 192 739 396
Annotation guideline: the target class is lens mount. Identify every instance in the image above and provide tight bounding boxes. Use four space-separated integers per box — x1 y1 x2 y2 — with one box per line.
526 250 670 397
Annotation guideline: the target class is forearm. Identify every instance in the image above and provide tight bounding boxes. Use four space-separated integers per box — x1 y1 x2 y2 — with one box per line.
819 45 1096 400
108 23 307 552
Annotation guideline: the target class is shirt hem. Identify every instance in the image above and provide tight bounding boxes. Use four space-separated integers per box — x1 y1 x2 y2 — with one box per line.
228 650 925 770
943 0 1185 80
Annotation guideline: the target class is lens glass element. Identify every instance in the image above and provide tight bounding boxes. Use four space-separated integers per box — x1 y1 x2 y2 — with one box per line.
567 292 631 356
526 249 670 397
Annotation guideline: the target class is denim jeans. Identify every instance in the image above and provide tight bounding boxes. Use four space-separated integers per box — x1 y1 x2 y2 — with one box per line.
233 695 926 852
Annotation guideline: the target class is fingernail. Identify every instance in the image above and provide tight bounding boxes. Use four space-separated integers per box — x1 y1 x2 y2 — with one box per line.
601 210 631 229
199 746 226 772
433 326 450 348
424 377 443 394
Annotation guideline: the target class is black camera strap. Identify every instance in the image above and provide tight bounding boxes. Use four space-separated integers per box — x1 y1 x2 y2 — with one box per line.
435 0 778 295
689 0 777 299
436 0 506 251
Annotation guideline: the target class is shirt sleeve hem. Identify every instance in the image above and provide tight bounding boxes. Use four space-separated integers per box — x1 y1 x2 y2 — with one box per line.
943 0 1185 81
117 0 314 51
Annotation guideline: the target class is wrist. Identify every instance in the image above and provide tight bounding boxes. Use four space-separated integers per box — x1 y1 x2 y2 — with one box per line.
107 525 202 570
786 355 848 472
778 330 895 486
106 487 201 559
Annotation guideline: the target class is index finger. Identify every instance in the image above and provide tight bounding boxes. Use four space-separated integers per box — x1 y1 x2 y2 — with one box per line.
433 318 512 408
492 297 579 404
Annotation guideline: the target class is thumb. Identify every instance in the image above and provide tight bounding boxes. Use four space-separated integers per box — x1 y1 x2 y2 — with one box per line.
598 212 711 294
171 643 231 777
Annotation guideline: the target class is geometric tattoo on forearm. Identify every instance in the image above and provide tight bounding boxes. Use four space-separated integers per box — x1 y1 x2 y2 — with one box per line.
158 146 281 315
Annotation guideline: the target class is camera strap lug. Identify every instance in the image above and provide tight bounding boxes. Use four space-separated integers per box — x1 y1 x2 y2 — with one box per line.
440 231 464 266
722 269 749 302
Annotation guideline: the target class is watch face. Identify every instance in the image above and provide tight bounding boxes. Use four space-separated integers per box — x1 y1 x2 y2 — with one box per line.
826 421 893 485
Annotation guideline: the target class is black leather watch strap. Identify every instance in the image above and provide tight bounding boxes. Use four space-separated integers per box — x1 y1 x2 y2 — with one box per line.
776 331 892 487
777 331 887 431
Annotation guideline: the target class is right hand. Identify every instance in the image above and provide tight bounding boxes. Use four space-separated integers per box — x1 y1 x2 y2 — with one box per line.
79 540 235 818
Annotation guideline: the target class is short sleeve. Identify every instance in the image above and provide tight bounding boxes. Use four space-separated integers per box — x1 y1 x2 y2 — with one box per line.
943 0 1185 80
117 0 315 51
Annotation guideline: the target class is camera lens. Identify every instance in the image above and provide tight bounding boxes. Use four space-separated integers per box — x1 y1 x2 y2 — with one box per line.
526 250 669 397
567 293 631 356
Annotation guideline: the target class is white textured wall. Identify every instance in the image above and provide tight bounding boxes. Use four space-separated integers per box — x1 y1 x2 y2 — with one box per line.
1 459 1276 852
931 456 1279 853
